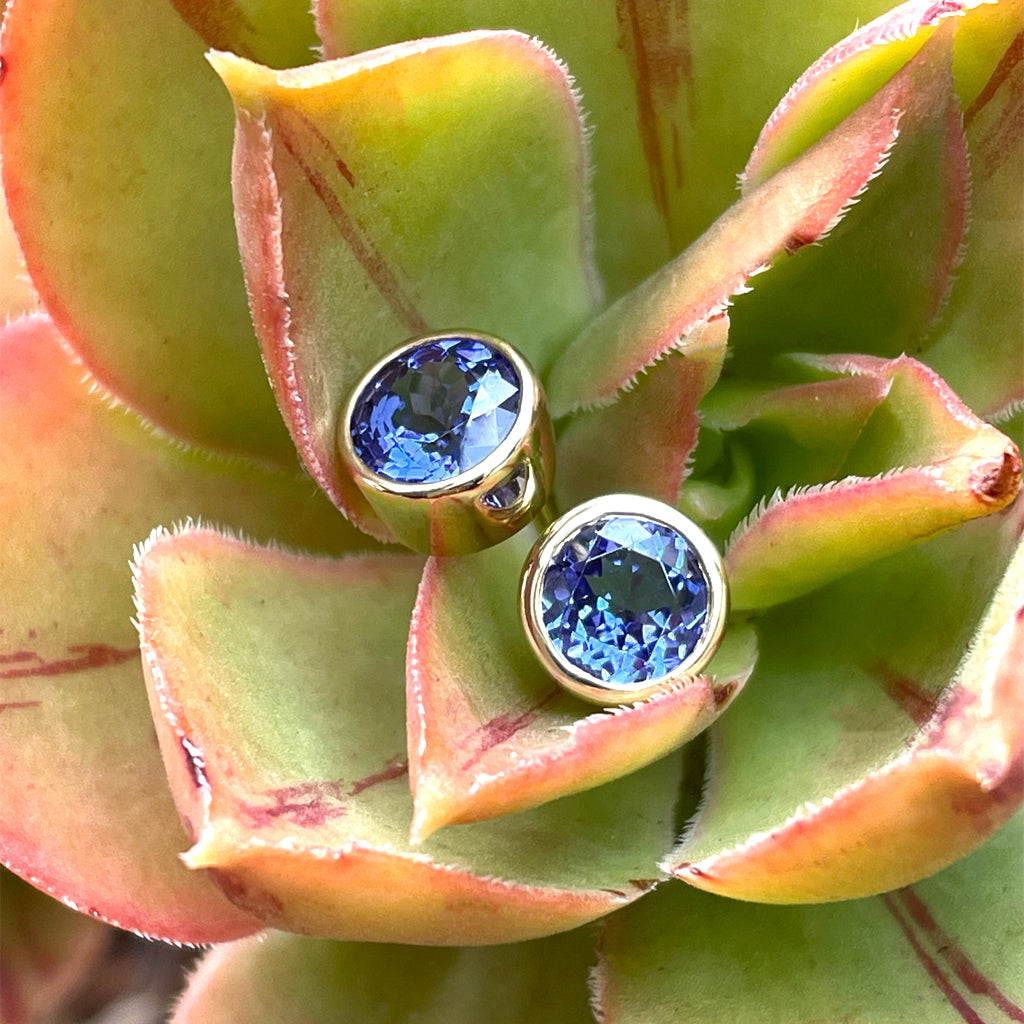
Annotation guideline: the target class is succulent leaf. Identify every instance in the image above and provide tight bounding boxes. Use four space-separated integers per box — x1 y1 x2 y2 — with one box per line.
0 0 320 461
664 502 1023 901
744 0 1019 183
318 0 907 299
0 868 109 1024
928 22 1024 421
728 21 969 375
173 925 596 1024
544 24 953 417
0 317 366 942
554 321 728 511
407 531 757 840
726 355 1021 610
212 34 598 537
599 811 1024 1023
134 527 687 944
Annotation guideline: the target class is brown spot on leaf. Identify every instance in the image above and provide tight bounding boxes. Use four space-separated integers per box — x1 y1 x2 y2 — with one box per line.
712 682 736 708
0 700 41 714
897 888 1024 1021
459 689 559 771
970 448 1022 506
274 112 428 335
868 662 938 727
616 0 694 246
347 755 409 797
882 892 986 1024
208 869 284 923
965 31 1023 126
0 644 139 679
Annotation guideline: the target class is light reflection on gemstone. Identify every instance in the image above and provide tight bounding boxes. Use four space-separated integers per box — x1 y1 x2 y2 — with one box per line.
540 515 710 684
350 337 521 484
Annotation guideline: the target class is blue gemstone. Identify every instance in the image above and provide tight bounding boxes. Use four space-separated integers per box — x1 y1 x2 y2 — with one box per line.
350 337 521 484
541 515 710 685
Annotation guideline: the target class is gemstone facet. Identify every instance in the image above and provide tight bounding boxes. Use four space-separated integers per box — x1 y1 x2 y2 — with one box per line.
540 514 711 685
349 337 521 485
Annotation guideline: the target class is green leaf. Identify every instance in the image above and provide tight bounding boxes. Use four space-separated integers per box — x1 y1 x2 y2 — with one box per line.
317 0 900 299
134 527 688 944
545 24 948 416
0 0 317 461
726 356 1021 610
727 22 968 376
700 371 890 495
743 0 1019 183
212 33 598 535
174 927 596 1024
554 322 727 512
663 504 1023 902
0 316 367 943
928 26 1024 421
598 811 1024 1023
0 868 109 1024
407 532 757 840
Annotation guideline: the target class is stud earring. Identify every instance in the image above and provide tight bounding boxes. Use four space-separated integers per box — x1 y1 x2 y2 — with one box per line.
520 494 728 705
339 331 554 556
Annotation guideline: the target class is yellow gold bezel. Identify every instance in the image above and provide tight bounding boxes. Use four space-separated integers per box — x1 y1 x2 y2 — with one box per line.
520 494 729 705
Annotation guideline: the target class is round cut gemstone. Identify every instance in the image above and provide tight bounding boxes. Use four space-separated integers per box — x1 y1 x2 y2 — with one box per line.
541 515 711 684
350 337 521 484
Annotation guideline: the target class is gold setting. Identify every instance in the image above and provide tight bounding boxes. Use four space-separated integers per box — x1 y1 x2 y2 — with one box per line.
520 494 729 705
338 331 554 556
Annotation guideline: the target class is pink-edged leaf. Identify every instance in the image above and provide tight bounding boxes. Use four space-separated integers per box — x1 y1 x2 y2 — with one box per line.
929 22 1024 420
0 0 318 460
135 528 687 944
544 24 955 417
0 868 109 1024
554 319 727 512
727 355 1021 610
699 372 891 496
0 316 368 943
407 533 757 841
318 0 913 301
599 813 1023 1023
212 33 598 537
173 927 596 1023
663 504 1023 902
744 0 1016 185
0 166 39 322
728 22 969 375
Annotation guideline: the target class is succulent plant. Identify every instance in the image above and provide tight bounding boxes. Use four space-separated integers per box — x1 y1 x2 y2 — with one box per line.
1 0 1022 1020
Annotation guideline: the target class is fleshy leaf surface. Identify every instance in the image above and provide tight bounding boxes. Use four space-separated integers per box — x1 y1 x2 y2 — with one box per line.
174 926 596 1023
0 868 109 1024
544 27 953 416
0 0 321 460
737 0 1022 408
726 355 1020 610
599 812 1023 1023
213 33 598 535
135 528 686 945
700 372 891 496
664 501 1024 902
554 319 727 512
928 21 1024 421
318 0 901 299
407 532 757 840
0 316 367 942
727 21 968 376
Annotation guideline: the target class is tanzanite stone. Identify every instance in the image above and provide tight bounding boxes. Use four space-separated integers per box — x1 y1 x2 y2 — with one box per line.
541 515 710 684
350 337 521 484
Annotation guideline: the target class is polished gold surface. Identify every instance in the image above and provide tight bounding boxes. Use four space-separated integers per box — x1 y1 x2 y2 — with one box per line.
338 331 554 556
520 494 729 705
